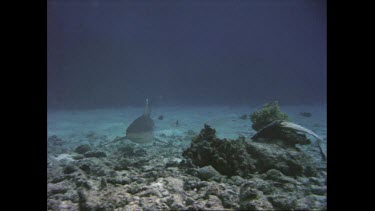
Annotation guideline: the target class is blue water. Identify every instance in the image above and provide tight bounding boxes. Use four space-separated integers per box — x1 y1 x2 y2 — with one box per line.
48 0 326 110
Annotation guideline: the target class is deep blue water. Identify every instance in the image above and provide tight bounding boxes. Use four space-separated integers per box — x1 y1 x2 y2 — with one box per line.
48 0 326 110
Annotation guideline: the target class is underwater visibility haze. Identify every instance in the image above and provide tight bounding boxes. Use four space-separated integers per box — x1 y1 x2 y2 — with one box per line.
47 0 327 210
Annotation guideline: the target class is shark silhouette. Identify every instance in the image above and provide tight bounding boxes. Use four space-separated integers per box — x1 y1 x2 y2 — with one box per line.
102 98 155 146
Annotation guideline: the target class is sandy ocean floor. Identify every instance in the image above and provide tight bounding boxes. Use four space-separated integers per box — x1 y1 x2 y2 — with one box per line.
47 104 327 210
48 104 326 148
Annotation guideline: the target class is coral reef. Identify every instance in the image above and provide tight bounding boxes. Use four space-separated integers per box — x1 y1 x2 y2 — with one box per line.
183 124 317 177
182 124 257 177
250 101 289 131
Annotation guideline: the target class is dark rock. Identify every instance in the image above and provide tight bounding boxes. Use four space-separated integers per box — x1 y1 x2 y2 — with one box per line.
239 182 273 210
114 158 131 171
79 164 91 173
76 159 111 176
117 145 147 157
74 144 92 154
218 189 240 209
75 178 91 190
47 182 69 197
63 164 77 174
48 135 64 145
183 124 256 177
132 158 149 168
205 195 224 209
134 148 147 157
268 194 297 210
141 197 170 211
144 171 159 179
196 165 221 181
127 184 143 194
251 120 311 147
48 166 72 183
179 158 195 168
310 185 326 196
185 197 195 206
107 177 132 185
228 176 246 186
165 160 180 168
188 182 240 209
77 189 87 210
245 141 316 177
286 159 304 176
158 115 164 120
47 199 60 210
309 177 323 186
84 151 107 158
204 184 226 198
294 195 326 210
118 145 135 156
304 165 318 177
49 173 72 183
183 180 209 191
249 179 275 195
100 177 107 189
265 169 283 180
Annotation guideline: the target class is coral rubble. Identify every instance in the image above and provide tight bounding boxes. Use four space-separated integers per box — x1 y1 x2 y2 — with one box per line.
47 123 326 210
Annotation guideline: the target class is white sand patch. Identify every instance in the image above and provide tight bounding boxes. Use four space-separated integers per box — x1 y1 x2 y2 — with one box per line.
52 153 75 162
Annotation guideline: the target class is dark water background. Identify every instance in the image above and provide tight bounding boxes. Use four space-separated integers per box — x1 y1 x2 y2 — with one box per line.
47 0 326 109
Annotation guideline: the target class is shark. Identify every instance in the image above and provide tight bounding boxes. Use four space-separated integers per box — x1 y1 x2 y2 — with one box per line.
101 98 155 146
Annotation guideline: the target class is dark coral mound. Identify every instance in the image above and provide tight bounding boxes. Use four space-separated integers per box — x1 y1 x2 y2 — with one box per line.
183 124 256 177
183 124 317 177
74 144 92 154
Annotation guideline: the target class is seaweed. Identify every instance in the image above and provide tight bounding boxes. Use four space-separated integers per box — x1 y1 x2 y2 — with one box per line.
250 101 289 131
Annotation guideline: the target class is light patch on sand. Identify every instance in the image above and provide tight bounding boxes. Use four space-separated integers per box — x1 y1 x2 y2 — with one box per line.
53 154 75 162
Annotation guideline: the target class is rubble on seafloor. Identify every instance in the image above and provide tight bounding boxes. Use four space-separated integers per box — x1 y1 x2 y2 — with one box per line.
47 125 326 210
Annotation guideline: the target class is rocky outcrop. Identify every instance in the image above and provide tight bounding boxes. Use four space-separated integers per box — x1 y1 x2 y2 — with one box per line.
47 125 326 211
183 124 317 177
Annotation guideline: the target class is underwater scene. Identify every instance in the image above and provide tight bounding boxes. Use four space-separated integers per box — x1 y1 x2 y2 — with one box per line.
48 0 326 210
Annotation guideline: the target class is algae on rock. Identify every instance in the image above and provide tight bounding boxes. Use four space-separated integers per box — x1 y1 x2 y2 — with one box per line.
250 101 289 131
